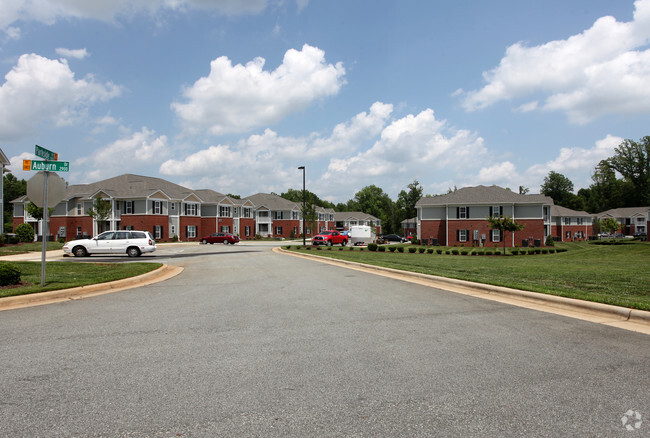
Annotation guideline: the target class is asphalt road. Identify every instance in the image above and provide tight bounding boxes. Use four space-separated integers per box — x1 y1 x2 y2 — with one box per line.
1 243 649 437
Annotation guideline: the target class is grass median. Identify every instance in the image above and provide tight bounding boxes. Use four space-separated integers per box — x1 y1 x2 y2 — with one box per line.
0 261 162 298
286 241 650 311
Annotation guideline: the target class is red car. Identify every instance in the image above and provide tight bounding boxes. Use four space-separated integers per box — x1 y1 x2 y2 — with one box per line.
201 233 240 244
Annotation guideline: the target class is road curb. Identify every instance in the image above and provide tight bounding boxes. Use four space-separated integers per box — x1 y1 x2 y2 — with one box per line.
276 248 650 331
0 264 183 311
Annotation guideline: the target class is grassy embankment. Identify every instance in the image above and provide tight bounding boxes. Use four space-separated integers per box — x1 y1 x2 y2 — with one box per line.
286 241 650 310
0 241 161 298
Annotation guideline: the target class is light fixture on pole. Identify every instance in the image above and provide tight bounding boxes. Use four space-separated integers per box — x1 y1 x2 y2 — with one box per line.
298 166 306 246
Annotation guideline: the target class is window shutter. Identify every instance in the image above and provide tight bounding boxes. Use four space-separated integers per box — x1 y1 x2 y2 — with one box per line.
456 229 460 240
499 206 503 216
456 207 460 218
489 206 493 217
466 207 470 218
185 225 189 238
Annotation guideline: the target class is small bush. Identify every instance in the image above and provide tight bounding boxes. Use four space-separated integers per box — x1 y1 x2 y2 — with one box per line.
436 249 443 254
15 223 34 242
285 245 291 249
327 247 332 250
460 250 469 255
349 247 354 251
528 249 536 255
485 251 493 255
445 250 451 255
545 235 555 247
535 248 542 254
378 246 386 252
548 249 556 254
0 263 21 286
541 249 548 254
305 247 311 250
389 246 396 252
510 250 518 255
171 235 179 242
427 248 434 254
338 247 343 251
408 247 416 253
451 249 459 255
397 247 404 253
316 246 322 250
368 243 378 252
418 247 425 253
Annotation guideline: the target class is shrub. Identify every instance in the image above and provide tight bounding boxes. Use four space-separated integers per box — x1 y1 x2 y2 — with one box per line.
0 263 21 286
548 249 555 254
418 247 425 253
15 223 34 242
368 243 378 251
510 250 518 255
412 239 420 245
451 249 459 255
306 247 311 250
427 248 434 254
171 234 179 242
378 246 386 252
338 247 343 251
445 250 451 255
408 247 416 253
285 245 292 250
528 249 536 255
545 235 555 246
541 249 548 254
349 247 354 251
436 249 443 254
397 247 404 253
485 251 493 255
389 246 396 252
460 250 469 255
316 246 322 250
535 248 542 254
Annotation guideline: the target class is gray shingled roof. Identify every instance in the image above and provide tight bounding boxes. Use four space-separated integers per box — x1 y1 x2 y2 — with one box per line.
416 185 553 206
333 211 380 222
193 189 227 204
245 193 299 210
65 174 195 200
597 206 649 218
550 205 592 217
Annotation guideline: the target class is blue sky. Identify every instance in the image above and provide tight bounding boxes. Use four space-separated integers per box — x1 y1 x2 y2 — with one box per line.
1 0 649 203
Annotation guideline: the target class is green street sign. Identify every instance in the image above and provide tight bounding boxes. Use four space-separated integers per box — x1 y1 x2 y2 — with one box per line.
28 160 69 172
34 145 58 161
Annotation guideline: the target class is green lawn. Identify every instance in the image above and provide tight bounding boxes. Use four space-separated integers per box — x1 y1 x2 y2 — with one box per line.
0 261 162 298
0 241 63 255
287 241 650 310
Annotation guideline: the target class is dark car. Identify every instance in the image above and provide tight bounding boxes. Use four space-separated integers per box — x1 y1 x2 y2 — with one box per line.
379 234 407 243
201 233 240 244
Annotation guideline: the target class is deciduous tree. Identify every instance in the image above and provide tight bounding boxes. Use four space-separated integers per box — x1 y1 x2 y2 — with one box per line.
486 215 525 255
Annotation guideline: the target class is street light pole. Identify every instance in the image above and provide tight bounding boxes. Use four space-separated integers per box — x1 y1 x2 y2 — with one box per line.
298 166 306 246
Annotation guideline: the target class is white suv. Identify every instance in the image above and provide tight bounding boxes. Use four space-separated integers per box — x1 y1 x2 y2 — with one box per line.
63 230 156 257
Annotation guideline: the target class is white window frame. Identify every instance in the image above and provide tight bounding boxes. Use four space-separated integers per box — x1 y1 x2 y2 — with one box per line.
459 207 467 219
243 208 252 218
275 226 283 235
219 206 231 217
491 229 501 242
458 229 468 242
187 225 197 238
77 203 82 215
153 201 162 215
185 203 198 216
221 225 231 233
125 201 133 214
564 217 571 225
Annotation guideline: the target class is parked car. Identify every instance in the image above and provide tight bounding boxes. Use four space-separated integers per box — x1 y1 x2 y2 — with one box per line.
63 230 156 257
377 234 407 244
201 233 240 244
311 230 348 246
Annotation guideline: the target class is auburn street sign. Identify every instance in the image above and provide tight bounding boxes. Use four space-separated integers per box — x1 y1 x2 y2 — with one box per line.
23 160 69 172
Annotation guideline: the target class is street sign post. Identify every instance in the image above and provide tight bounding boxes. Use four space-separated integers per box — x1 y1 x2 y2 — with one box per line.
23 145 68 287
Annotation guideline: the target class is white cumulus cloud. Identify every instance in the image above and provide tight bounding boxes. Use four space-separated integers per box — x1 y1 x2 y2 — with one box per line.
0 53 121 142
461 0 650 123
55 48 89 59
171 44 346 135
0 0 289 31
75 127 169 182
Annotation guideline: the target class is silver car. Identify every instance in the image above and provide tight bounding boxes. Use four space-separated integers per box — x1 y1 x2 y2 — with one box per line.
63 230 156 257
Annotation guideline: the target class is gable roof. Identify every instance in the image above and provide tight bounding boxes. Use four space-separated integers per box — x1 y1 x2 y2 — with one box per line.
245 193 299 211
333 211 381 222
416 185 553 207
66 174 196 201
597 206 649 218
551 205 592 218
